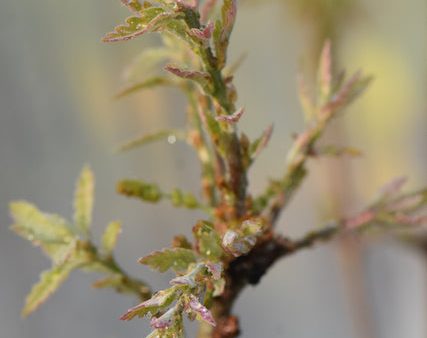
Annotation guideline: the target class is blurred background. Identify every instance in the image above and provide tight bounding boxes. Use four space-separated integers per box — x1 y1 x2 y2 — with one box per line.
0 0 426 337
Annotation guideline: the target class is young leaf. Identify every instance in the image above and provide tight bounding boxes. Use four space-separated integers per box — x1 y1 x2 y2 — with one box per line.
22 260 80 316
103 8 174 43
185 294 216 326
10 201 73 245
170 188 201 209
250 124 274 160
150 305 179 329
115 77 174 99
117 179 163 203
222 218 265 257
215 107 245 123
116 129 186 153
297 74 315 121
164 64 211 87
121 286 179 321
101 221 122 255
73 166 94 236
317 40 332 102
139 248 198 273
193 221 223 260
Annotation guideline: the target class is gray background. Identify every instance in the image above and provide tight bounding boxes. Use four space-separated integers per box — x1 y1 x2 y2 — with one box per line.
1 0 426 337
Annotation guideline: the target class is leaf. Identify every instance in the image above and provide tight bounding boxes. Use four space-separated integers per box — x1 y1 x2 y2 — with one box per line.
117 179 163 203
121 287 178 321
150 305 179 329
22 260 80 316
170 263 204 288
213 0 236 69
116 129 185 153
120 0 143 13
297 73 315 121
115 77 174 99
317 40 332 101
185 294 216 326
215 107 245 123
320 71 372 119
73 166 94 235
164 64 211 87
103 8 175 43
172 235 193 249
101 221 122 255
170 188 201 209
222 218 265 257
250 124 274 160
189 22 214 41
10 201 73 246
139 248 198 273
315 145 362 158
193 221 223 260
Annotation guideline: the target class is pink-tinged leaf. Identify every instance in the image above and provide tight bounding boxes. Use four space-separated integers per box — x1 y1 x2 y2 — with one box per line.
387 195 424 213
250 124 274 160
394 213 427 226
120 287 177 321
189 21 214 41
344 211 375 229
318 40 332 99
221 0 237 38
200 0 217 23
297 74 315 121
222 230 256 257
170 263 205 288
379 176 407 199
205 262 223 280
320 71 372 119
150 307 176 329
215 107 244 123
186 295 216 326
103 9 174 43
164 65 210 84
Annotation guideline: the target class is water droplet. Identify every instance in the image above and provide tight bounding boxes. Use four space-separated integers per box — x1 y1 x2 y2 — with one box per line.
168 135 177 144
206 250 211 256
136 24 143 30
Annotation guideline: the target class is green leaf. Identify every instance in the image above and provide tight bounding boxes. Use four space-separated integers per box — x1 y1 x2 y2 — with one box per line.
117 179 163 203
213 0 237 69
121 286 178 321
10 201 73 247
73 166 94 235
22 260 80 316
116 129 185 153
139 248 198 273
193 221 223 260
170 188 200 209
101 221 122 255
115 77 174 99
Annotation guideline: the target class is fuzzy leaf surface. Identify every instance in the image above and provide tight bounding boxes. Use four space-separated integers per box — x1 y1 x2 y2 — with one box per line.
73 166 94 235
139 248 198 273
